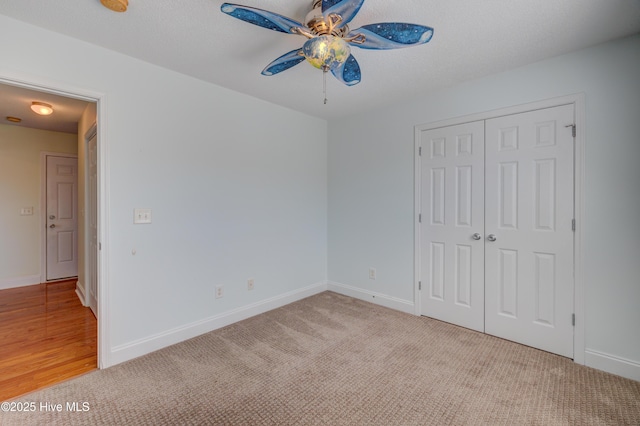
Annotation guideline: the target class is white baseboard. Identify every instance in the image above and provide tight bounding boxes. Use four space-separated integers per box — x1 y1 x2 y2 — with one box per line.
109 282 328 366
0 275 40 290
585 349 640 382
75 281 87 306
327 281 415 315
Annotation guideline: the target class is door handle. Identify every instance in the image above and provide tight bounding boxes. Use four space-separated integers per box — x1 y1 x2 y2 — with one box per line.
487 234 497 242
472 233 482 240
49 224 56 229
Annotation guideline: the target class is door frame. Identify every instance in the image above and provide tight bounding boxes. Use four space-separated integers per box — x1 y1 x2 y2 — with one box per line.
1 74 110 369
40 152 78 283
414 93 586 364
84 123 98 316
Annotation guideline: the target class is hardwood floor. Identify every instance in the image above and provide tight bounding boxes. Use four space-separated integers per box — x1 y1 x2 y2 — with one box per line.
0 279 97 401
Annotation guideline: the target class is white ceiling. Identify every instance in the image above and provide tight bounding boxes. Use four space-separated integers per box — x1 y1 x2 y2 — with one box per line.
1 0 639 124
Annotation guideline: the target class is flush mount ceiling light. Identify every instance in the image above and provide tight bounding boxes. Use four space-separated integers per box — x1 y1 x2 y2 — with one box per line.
101 0 128 13
6 116 22 123
31 102 54 116
221 0 433 103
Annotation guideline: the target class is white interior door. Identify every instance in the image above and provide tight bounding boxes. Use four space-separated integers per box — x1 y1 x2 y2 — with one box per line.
419 121 485 332
87 133 98 316
46 155 78 280
418 104 575 358
484 104 575 358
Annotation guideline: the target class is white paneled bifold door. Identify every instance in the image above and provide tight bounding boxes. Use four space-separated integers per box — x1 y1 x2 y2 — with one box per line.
419 121 486 332
419 104 575 358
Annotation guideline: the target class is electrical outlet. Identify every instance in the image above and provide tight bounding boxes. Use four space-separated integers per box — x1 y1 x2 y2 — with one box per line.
247 278 254 291
369 268 376 280
215 285 224 299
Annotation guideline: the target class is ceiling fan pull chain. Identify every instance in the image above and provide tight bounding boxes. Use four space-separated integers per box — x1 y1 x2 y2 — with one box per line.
323 68 328 104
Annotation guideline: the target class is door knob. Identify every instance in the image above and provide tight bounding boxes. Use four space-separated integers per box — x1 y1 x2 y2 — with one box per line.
49 224 56 229
49 215 56 220
472 233 482 240
487 234 497 242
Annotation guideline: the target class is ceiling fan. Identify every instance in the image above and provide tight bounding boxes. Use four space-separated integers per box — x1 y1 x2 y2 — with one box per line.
221 0 433 101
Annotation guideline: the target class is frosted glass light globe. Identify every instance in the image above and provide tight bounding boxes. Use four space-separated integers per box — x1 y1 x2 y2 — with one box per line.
302 35 350 71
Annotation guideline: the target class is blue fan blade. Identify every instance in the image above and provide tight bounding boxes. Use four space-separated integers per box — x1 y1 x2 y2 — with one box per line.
321 0 365 28
221 3 303 34
331 54 361 86
262 49 305 76
348 23 434 49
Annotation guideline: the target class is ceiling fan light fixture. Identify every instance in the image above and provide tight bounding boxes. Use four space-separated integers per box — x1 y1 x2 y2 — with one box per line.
302 35 350 71
221 0 434 98
101 0 128 13
30 102 53 116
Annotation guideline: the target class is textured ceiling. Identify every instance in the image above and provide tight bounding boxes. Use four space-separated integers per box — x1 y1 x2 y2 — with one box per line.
1 0 639 122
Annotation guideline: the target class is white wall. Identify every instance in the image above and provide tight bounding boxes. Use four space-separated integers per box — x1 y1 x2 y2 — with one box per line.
328 35 640 380
0 124 77 289
0 14 327 367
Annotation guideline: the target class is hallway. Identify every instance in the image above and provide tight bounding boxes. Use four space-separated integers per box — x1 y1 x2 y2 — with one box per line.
0 279 97 401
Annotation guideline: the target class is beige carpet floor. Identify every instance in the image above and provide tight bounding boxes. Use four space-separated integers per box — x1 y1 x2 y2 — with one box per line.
3 291 639 425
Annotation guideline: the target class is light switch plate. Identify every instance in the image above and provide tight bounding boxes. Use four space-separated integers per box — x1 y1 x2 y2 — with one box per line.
20 207 34 216
134 208 152 224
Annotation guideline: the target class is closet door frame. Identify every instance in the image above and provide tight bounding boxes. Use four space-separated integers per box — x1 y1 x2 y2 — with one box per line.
414 93 586 364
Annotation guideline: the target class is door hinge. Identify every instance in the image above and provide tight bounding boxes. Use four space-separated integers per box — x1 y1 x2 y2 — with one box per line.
572 219 576 231
418 146 422 156
99 242 102 250
565 124 576 138
418 281 422 291
572 313 575 326
419 214 422 223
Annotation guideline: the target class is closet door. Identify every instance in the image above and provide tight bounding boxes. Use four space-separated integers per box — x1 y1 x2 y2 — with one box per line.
484 104 575 358
419 121 485 332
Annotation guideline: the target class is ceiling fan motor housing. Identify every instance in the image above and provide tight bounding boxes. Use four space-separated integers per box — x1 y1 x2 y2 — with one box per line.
305 3 349 37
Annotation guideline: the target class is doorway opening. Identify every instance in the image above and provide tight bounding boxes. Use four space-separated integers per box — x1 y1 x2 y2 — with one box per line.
0 77 104 395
